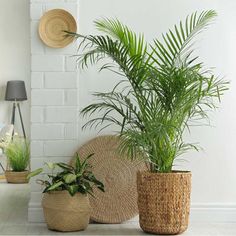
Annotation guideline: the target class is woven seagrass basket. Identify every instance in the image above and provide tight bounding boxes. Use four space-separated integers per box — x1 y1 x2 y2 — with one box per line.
5 170 29 184
42 191 91 232
137 171 191 235
71 135 147 223
5 153 30 184
39 9 77 48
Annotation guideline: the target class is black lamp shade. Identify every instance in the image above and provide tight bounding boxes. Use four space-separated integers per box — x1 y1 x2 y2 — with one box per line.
5 80 27 101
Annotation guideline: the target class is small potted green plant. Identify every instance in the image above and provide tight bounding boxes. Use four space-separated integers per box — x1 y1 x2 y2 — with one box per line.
28 153 104 232
5 137 30 183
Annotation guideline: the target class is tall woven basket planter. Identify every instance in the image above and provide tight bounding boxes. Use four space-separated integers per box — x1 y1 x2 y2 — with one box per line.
137 171 191 235
42 191 92 232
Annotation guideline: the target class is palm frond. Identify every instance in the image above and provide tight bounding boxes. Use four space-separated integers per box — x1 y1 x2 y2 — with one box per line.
70 10 229 173
94 18 147 57
151 10 217 68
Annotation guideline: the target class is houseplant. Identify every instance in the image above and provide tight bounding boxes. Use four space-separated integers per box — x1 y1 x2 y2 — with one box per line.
70 10 228 234
28 153 105 232
5 137 30 183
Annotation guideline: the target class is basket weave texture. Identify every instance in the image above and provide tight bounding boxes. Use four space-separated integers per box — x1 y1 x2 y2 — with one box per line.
71 135 147 223
38 9 77 48
5 170 29 184
137 171 191 235
42 191 91 232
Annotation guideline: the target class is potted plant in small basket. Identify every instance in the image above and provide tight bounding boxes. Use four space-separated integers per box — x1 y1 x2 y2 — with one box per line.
28 153 104 232
69 10 229 234
5 137 30 183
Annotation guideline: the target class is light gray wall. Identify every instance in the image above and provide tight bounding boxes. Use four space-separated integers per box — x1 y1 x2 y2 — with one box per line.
0 0 30 136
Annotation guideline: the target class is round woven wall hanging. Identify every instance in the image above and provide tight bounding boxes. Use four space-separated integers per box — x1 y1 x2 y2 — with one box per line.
71 135 147 223
38 9 77 48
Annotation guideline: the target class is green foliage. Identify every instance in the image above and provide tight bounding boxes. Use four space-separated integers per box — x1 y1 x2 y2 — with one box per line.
5 138 30 172
70 10 229 173
27 153 105 197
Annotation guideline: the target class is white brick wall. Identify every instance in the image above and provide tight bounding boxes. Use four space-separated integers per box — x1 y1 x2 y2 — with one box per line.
64 89 77 105
31 141 44 157
31 107 44 123
45 107 77 122
45 3 78 18
29 0 79 222
65 55 78 71
31 55 64 71
44 140 77 156
31 0 65 3
31 72 44 88
65 124 77 139
30 4 43 20
31 124 65 140
31 89 64 105
45 72 77 88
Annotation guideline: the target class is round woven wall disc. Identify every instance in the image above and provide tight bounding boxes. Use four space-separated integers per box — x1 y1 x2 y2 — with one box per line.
71 135 147 223
38 9 77 48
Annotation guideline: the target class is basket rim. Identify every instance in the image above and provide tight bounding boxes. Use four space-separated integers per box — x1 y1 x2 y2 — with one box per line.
138 170 191 175
43 190 88 196
5 170 29 173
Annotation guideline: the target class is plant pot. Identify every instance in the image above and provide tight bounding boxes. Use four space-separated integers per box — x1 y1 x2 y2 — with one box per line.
5 170 29 184
137 171 191 235
42 191 92 232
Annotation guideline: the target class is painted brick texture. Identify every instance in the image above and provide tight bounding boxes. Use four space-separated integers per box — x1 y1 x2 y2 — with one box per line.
29 0 79 222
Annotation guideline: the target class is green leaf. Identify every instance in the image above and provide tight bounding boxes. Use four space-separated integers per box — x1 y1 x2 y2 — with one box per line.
67 185 79 196
56 163 73 171
27 168 43 180
63 173 77 184
81 153 94 170
47 181 63 191
75 153 82 171
44 162 55 170
98 185 105 192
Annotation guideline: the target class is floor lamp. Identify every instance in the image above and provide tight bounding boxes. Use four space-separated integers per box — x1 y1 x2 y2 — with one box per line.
5 80 27 139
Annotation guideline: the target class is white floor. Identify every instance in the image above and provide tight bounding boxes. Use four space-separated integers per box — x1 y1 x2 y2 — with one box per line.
0 182 236 235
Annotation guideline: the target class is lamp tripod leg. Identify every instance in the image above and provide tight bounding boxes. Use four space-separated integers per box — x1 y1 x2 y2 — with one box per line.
11 102 16 138
0 162 5 172
17 103 26 139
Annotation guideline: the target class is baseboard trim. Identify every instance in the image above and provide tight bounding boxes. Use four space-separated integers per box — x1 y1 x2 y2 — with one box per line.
190 203 236 223
28 202 236 223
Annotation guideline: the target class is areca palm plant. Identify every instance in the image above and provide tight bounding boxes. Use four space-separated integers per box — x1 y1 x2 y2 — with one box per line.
71 10 228 173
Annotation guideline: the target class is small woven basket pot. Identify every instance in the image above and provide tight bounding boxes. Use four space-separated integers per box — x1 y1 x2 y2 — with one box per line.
42 191 92 232
5 170 29 184
137 171 191 235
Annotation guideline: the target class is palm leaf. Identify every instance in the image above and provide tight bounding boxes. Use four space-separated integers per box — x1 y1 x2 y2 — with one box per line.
151 10 217 68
